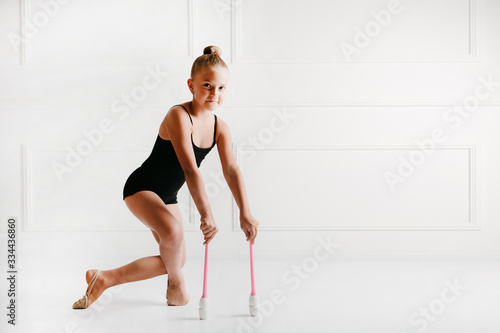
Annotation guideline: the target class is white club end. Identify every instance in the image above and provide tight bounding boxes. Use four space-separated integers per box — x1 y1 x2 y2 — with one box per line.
199 297 209 320
249 294 260 317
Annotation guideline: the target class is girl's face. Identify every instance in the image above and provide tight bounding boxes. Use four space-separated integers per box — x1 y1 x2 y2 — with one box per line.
188 65 229 111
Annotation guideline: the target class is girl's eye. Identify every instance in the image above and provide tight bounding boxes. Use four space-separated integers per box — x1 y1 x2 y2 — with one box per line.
219 86 225 90
203 83 211 88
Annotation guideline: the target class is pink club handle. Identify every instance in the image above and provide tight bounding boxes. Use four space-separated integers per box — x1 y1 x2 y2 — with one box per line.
250 241 256 296
202 243 208 298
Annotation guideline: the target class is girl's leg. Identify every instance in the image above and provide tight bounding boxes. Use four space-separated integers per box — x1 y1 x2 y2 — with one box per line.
124 191 189 305
85 222 187 287
81 192 189 307
86 255 165 286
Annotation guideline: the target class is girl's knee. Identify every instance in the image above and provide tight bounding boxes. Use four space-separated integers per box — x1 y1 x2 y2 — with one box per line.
158 222 183 246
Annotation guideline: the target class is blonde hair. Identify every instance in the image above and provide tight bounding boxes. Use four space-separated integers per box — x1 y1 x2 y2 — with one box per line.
190 45 228 79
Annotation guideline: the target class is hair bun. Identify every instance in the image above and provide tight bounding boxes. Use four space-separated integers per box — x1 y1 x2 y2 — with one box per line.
203 45 221 57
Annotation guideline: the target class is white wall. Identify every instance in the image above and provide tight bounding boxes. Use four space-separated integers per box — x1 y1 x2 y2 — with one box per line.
1 0 500 256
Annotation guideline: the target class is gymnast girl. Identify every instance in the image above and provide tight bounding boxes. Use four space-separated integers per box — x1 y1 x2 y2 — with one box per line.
73 45 259 308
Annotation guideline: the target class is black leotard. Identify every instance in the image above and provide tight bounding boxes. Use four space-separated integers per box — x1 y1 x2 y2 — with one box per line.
123 104 217 204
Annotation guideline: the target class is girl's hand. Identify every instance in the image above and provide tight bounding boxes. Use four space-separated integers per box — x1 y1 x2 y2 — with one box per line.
200 216 218 245
240 214 259 244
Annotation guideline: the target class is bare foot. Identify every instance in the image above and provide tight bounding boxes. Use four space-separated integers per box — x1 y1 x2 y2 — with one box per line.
166 278 190 306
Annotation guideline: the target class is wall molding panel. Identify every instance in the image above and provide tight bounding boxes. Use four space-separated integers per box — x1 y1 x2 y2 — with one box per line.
2 0 498 254
231 0 481 64
20 0 196 66
232 144 481 231
23 146 197 232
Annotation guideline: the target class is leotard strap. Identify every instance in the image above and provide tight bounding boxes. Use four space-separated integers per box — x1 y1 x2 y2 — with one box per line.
173 104 217 147
175 104 193 125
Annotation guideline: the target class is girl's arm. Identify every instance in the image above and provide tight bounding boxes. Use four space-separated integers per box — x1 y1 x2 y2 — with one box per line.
216 118 259 243
164 106 217 244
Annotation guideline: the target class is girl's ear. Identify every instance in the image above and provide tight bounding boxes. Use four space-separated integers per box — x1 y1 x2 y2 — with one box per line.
187 78 194 94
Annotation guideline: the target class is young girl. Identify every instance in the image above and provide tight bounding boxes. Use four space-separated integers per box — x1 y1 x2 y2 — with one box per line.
73 46 259 308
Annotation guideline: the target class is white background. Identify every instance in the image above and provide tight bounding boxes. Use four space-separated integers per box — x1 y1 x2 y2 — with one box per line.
1 0 500 257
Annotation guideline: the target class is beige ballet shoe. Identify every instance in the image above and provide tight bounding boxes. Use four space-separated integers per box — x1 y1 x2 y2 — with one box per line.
72 270 101 309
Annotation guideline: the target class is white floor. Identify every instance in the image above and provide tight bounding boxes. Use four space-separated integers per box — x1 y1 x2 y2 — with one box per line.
3 251 500 333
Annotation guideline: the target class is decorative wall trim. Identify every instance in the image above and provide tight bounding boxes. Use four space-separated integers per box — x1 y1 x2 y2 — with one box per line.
180 196 197 232
23 146 197 231
217 99 500 108
230 0 240 64
231 0 481 64
232 144 481 231
468 0 481 59
20 0 28 65
23 144 32 231
2 100 500 109
20 0 196 66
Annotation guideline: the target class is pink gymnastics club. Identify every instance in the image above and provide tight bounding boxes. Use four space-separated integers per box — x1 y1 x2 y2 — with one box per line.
199 243 209 320
249 239 260 316
199 235 259 319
